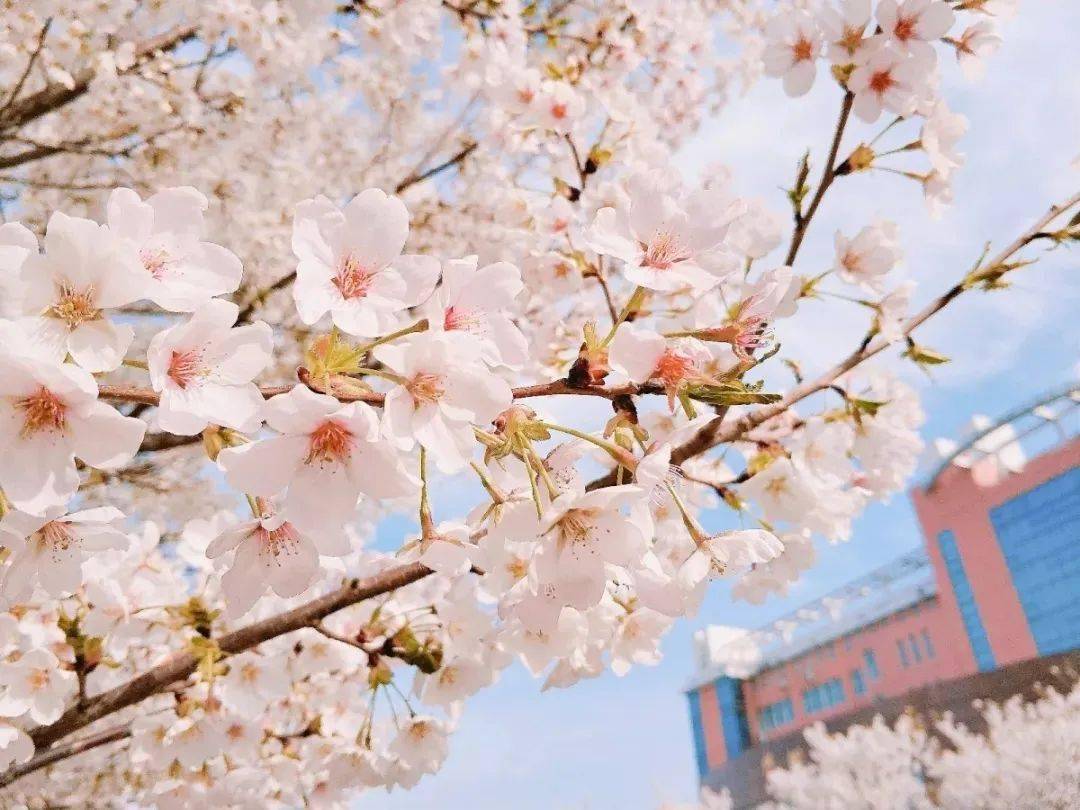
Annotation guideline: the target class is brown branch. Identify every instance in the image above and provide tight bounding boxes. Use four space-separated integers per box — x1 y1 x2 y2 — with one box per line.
663 190 1080 470
9 561 434 776
97 378 664 409
1 723 131 787
0 18 54 118
0 24 198 132
784 91 854 267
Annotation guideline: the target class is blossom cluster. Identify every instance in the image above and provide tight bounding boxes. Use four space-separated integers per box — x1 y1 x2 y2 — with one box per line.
0 0 1047 805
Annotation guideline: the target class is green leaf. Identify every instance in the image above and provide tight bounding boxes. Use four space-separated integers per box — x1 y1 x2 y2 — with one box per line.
685 379 783 406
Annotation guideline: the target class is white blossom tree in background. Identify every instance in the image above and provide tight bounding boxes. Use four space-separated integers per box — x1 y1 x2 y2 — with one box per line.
757 677 1080 810
0 0 1075 805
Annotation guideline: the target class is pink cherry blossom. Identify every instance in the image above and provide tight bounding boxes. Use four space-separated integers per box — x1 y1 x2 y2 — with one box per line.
292 189 440 337
107 186 244 312
18 211 145 371
218 384 417 531
147 298 273 435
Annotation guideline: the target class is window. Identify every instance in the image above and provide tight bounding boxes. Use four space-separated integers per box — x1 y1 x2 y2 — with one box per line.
897 638 909 668
758 698 794 733
851 669 866 696
989 468 1080 657
938 530 996 671
803 679 845 714
863 650 880 679
921 629 935 659
909 633 923 663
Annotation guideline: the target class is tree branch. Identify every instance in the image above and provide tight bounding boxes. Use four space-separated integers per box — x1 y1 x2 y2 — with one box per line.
7 561 434 779
665 190 1080 469
0 24 198 132
1 723 131 787
784 91 854 267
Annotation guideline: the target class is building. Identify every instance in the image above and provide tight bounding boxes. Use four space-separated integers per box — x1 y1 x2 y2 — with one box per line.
685 385 1080 806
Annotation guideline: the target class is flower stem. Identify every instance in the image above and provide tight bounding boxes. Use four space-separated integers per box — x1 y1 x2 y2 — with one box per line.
418 447 435 538
600 285 647 347
535 421 636 469
361 319 429 353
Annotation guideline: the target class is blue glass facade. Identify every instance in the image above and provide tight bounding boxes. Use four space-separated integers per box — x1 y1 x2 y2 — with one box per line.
714 677 751 759
687 690 708 778
803 678 845 713
989 467 1080 656
758 698 794 733
938 530 996 671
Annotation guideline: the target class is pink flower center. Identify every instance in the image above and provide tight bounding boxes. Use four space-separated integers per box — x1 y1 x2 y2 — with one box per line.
869 69 895 95
48 281 100 328
443 305 484 334
27 669 50 691
654 349 697 390
550 102 568 120
406 372 444 406
792 36 814 62
167 349 203 389
16 387 67 437
38 520 74 553
640 231 690 270
333 254 376 300
306 419 354 464
893 15 916 42
255 522 302 560
140 248 173 280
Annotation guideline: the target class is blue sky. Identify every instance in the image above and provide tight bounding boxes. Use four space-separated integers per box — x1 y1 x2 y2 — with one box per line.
365 6 1080 808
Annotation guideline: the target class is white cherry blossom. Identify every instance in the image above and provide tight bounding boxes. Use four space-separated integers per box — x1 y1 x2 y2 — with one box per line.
218 384 417 532
833 220 902 293
587 172 744 293
107 186 244 312
18 211 144 372
0 648 77 724
376 333 512 473
0 339 145 513
205 513 324 619
147 298 273 435
423 256 527 369
0 506 127 602
292 189 440 337
763 12 823 97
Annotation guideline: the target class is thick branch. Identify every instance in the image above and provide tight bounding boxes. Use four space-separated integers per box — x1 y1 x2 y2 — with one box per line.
97 379 664 408
11 561 433 774
2 723 131 787
0 24 198 132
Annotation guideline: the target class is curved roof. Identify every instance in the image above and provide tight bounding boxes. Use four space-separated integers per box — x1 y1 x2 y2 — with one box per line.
923 381 1080 489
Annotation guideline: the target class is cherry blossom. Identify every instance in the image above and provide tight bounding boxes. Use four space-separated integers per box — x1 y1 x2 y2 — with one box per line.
848 45 930 122
205 513 323 619
107 187 244 312
0 506 127 602
422 256 527 368
763 12 823 97
0 340 144 512
218 384 417 532
877 0 955 61
587 172 744 293
292 189 440 337
147 298 273 435
18 211 144 372
376 333 512 473
833 220 902 293
0 648 76 725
